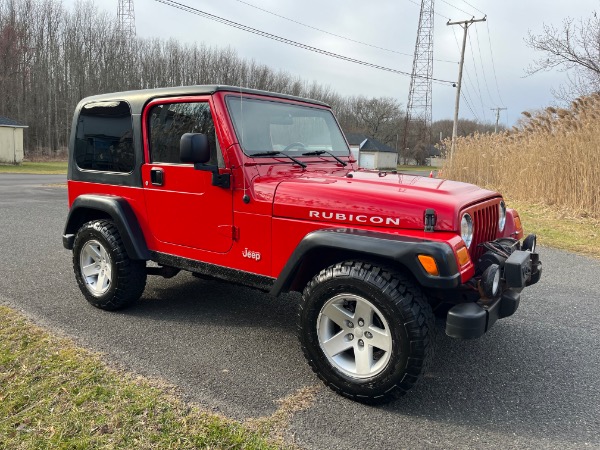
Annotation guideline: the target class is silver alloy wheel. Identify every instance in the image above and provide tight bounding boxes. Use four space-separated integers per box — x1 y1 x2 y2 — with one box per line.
79 239 112 296
317 293 392 379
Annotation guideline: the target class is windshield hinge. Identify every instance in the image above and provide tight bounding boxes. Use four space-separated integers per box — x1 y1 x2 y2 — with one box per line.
424 209 437 232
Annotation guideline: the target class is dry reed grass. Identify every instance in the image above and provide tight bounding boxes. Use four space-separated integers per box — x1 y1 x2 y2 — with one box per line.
442 93 600 218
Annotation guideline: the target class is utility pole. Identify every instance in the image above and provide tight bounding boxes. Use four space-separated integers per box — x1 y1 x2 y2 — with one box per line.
447 16 486 157
490 107 507 133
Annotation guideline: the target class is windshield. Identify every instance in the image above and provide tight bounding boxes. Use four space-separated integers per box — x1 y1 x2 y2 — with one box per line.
226 96 350 157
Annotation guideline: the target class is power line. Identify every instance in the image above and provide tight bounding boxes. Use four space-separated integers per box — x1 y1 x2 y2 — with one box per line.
233 0 457 64
451 25 488 121
460 0 486 16
474 25 496 106
486 21 505 107
461 91 480 121
155 0 456 85
451 27 478 116
444 4 504 112
438 0 475 18
461 78 479 119
467 31 487 120
447 15 486 155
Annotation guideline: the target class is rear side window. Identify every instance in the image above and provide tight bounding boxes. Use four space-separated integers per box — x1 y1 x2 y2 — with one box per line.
148 102 219 165
75 101 134 173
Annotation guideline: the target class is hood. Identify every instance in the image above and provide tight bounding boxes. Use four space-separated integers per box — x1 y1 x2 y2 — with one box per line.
269 169 500 231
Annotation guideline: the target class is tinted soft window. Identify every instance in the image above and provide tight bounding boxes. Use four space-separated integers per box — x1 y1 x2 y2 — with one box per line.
148 102 218 165
75 101 134 173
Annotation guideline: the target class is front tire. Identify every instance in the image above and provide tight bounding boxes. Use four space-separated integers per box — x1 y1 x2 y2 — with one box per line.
73 220 146 310
298 261 435 404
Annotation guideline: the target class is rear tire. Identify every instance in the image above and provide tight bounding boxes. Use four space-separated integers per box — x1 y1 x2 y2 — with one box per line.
73 220 146 310
297 261 435 404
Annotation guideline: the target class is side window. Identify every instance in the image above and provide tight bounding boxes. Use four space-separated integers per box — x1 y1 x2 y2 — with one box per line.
148 102 219 165
75 101 134 173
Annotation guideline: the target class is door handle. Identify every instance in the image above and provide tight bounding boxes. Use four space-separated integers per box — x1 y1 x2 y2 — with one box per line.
150 168 164 186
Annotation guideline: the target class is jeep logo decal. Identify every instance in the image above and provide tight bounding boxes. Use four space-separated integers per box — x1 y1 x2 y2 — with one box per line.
309 210 400 226
242 248 261 261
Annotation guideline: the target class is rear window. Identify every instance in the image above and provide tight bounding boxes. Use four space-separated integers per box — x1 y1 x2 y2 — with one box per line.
74 101 134 173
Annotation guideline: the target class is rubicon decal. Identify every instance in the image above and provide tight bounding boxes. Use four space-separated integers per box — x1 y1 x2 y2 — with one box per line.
309 210 400 226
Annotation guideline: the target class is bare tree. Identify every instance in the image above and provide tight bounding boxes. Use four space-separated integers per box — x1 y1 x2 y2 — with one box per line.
336 96 404 147
526 13 600 100
0 0 408 157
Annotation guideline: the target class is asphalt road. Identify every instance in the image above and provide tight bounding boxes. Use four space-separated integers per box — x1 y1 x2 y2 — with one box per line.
1 174 598 449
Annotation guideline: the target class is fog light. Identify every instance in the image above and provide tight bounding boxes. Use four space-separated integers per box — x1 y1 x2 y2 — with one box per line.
522 234 537 252
480 264 501 299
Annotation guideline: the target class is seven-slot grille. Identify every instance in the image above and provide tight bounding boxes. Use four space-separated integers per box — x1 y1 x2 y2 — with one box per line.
469 202 499 260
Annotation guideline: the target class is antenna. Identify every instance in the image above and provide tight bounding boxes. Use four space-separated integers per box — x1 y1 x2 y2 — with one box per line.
117 0 136 41
403 0 435 156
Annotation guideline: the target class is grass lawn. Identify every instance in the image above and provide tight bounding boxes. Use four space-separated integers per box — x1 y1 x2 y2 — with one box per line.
508 200 600 258
0 305 283 449
396 164 436 172
0 161 67 174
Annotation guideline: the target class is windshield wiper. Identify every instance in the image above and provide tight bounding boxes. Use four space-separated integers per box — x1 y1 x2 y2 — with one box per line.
251 151 307 168
301 150 347 166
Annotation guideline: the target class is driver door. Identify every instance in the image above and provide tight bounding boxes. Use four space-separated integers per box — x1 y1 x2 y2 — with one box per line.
142 98 233 254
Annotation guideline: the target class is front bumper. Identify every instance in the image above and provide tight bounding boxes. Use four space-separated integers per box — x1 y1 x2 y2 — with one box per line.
445 240 542 339
446 289 520 339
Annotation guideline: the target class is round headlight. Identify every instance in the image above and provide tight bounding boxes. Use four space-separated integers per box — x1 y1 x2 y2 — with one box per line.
461 213 474 248
498 201 506 232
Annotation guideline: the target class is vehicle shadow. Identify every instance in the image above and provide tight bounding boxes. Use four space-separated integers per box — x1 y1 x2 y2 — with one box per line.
120 272 597 445
122 272 299 331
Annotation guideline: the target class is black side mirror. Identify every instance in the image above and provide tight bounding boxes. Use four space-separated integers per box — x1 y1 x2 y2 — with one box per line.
180 133 210 164
179 132 230 189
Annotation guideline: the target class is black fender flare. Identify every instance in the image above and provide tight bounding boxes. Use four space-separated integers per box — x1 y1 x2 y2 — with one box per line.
62 194 150 260
270 228 461 296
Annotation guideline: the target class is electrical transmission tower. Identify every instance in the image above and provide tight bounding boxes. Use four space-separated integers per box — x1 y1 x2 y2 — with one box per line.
403 0 435 155
117 0 136 40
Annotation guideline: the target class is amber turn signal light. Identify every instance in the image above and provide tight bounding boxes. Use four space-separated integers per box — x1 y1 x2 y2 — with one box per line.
418 255 439 276
514 215 522 231
456 246 470 266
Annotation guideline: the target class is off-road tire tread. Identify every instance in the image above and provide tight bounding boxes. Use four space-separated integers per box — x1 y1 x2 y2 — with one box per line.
297 261 435 404
73 220 146 310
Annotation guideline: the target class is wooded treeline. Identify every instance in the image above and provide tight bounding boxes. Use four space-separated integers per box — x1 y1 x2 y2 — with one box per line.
0 0 495 159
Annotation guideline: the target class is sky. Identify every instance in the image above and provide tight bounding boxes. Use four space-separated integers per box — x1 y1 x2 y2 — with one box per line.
64 0 599 126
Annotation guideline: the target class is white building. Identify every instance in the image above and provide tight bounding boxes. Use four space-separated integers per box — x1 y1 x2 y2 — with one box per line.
345 132 398 170
0 116 28 164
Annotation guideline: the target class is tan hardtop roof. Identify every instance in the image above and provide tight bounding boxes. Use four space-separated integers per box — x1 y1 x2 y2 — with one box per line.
77 85 330 114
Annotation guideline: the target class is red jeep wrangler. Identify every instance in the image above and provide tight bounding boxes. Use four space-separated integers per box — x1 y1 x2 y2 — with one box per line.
63 86 542 403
